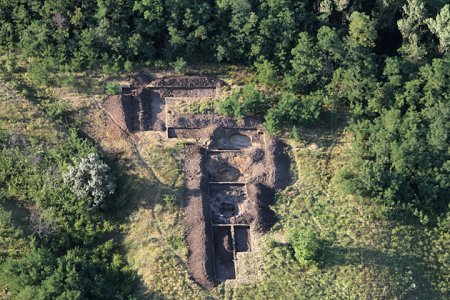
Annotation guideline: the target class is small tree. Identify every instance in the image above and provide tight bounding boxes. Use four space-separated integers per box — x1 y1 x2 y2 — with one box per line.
63 153 115 209
254 58 277 88
105 82 120 95
288 227 321 266
172 57 187 74
349 12 377 48
427 4 450 53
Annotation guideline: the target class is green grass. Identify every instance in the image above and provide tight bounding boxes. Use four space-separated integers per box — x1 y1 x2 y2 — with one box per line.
214 124 448 299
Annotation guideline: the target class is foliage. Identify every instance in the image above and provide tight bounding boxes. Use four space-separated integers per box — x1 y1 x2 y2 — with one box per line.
105 82 120 95
0 242 136 300
63 153 116 210
427 4 450 53
338 56 450 212
264 92 323 133
254 58 277 88
288 227 321 266
27 59 53 86
397 0 429 63
348 12 377 48
171 57 187 74
219 84 271 118
0 99 136 298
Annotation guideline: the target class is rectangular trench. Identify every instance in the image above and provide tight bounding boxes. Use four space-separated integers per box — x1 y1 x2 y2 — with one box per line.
212 224 251 281
213 226 236 280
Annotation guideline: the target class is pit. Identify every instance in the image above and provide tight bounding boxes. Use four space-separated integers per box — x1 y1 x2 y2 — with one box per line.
229 134 251 148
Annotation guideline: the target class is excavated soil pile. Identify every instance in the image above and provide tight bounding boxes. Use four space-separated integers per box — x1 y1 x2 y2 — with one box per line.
129 71 153 86
150 76 225 98
234 226 251 252
150 76 225 88
103 94 131 137
183 145 216 290
167 114 261 130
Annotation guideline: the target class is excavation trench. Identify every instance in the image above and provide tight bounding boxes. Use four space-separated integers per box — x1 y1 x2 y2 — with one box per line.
104 76 291 289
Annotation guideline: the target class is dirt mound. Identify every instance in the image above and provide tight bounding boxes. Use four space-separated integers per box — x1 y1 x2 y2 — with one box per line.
183 145 216 290
168 114 261 129
248 183 277 232
234 226 251 252
130 71 153 86
151 76 225 88
264 137 292 190
159 88 217 98
103 94 131 138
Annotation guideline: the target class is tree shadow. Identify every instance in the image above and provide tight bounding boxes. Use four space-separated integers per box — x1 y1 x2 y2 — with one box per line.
295 108 349 149
322 244 440 299
1 198 32 235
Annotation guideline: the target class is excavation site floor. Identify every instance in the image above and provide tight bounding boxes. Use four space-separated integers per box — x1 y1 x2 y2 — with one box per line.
104 73 291 289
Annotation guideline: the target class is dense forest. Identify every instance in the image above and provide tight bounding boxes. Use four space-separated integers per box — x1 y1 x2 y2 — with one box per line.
0 0 449 298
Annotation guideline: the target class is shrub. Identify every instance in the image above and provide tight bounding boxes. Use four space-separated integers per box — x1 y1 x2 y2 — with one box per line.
219 95 241 117
162 194 178 206
288 227 321 266
219 84 270 118
105 82 120 95
0 127 8 144
39 99 70 120
172 57 187 74
63 153 115 209
123 60 133 73
266 237 278 249
27 59 53 86
264 108 283 134
254 58 277 87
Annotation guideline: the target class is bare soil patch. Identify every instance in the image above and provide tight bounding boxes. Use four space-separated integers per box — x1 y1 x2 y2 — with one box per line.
159 87 217 98
167 113 261 129
104 88 166 133
209 184 248 224
149 76 225 88
234 226 251 252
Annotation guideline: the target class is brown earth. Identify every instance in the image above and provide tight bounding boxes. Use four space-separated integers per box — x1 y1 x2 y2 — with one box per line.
234 226 251 252
159 88 217 98
103 94 131 138
183 145 216 290
150 76 225 88
129 71 153 86
167 113 261 129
